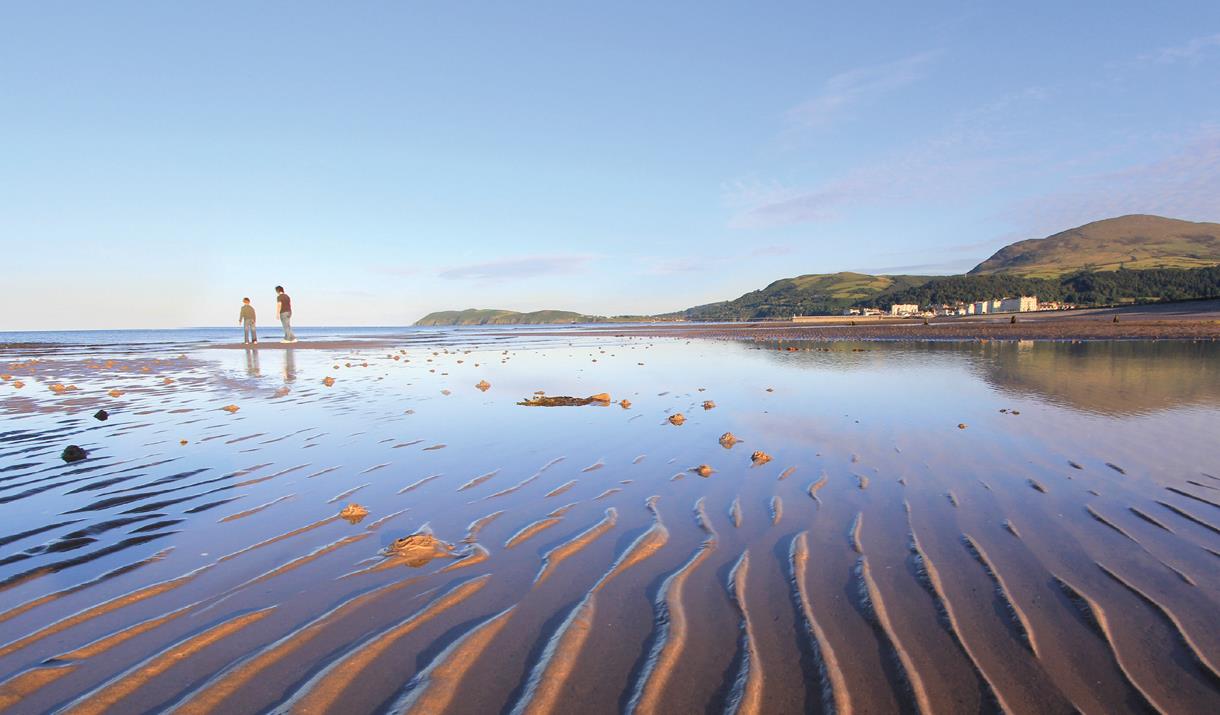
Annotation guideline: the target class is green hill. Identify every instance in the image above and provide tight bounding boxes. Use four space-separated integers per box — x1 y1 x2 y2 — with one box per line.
969 214 1220 278
683 272 934 321
415 309 594 326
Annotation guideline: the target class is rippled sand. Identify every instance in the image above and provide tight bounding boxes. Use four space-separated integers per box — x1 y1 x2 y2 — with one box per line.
1 337 1218 714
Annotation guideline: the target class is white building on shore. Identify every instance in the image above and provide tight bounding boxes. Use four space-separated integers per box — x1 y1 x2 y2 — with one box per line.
999 296 1038 313
889 303 920 316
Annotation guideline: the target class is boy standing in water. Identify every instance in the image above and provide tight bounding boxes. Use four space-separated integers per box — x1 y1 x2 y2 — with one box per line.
275 285 296 343
239 297 257 344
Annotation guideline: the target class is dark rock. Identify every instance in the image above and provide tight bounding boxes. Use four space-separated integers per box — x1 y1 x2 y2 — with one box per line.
62 445 88 462
94 410 109 421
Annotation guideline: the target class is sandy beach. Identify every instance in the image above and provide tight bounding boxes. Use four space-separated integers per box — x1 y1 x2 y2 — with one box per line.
1 332 1218 714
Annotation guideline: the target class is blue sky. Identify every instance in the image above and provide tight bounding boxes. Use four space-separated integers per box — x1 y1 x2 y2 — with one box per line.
2 1 1218 329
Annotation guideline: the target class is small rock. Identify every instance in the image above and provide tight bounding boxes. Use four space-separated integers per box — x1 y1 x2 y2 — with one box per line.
93 409 109 421
385 532 455 567
668 413 686 426
12 381 24 389
322 376 335 387
620 399 632 409
180 439 188 445
719 432 740 448
751 450 772 465
108 389 124 397
589 393 611 402
222 404 240 413
957 423 967 429
475 380 491 392
702 400 716 410
694 464 713 477
339 503 369 524
61 445 87 463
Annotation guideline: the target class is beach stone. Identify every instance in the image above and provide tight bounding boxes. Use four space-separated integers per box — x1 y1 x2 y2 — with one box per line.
385 532 455 567
322 376 335 387
694 464 713 477
719 432 740 448
61 445 87 463
751 450 773 465
668 413 686 426
475 380 491 391
93 410 109 421
222 404 240 413
702 400 716 410
620 399 632 409
339 503 368 524
108 389 124 397
958 423 967 429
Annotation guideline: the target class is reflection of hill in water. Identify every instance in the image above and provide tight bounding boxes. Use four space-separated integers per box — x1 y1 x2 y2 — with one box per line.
751 340 1220 416
971 341 1220 415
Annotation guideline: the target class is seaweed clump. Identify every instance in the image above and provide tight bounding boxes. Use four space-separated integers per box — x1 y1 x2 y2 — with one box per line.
518 393 611 407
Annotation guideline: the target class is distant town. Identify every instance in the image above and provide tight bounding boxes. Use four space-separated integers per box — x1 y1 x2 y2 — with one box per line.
794 295 1064 321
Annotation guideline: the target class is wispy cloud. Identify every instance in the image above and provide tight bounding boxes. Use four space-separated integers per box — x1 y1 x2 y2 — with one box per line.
728 86 1053 230
786 51 940 129
727 131 1016 229
373 265 422 277
1005 126 1220 234
635 243 799 276
438 254 595 281
750 244 796 257
1136 32 1220 66
847 257 981 275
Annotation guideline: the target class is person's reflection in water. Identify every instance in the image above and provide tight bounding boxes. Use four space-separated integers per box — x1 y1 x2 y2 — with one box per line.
283 347 296 383
244 348 261 377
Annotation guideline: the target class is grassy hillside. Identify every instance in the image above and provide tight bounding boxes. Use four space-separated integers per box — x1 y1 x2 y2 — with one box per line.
969 214 1220 278
415 309 592 326
683 272 934 321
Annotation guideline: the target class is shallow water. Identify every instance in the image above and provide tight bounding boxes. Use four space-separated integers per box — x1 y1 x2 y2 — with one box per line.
1 336 1218 714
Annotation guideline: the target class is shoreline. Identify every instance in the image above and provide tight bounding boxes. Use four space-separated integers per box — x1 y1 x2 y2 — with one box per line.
5 300 1219 351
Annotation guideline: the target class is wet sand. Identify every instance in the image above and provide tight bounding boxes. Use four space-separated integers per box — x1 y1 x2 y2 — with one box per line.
1 334 1218 714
